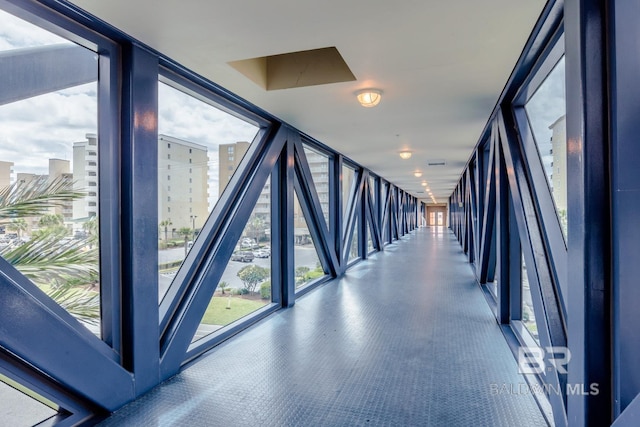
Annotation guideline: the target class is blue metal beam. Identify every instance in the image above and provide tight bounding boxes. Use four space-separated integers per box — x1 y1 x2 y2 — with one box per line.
0 258 134 410
120 43 160 397
565 0 612 424
0 44 96 105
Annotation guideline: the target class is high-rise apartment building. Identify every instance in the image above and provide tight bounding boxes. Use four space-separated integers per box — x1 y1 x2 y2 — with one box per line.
73 134 99 220
549 115 567 214
158 134 209 231
48 159 73 222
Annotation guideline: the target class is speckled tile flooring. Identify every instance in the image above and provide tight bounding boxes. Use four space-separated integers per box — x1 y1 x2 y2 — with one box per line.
100 227 548 426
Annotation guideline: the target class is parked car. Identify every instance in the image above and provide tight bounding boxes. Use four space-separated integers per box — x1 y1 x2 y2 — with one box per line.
231 251 254 262
253 249 270 258
241 238 257 248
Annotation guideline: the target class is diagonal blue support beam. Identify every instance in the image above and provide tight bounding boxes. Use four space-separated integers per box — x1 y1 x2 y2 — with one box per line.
342 170 363 263
159 124 285 377
478 124 497 283
293 139 339 277
0 44 97 105
0 258 134 411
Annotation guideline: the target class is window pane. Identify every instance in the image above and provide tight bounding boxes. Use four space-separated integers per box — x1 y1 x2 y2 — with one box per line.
341 164 355 220
157 81 259 302
193 177 271 342
524 57 567 239
367 221 375 254
302 144 330 229
294 193 325 289
521 254 540 344
349 216 359 262
0 9 101 335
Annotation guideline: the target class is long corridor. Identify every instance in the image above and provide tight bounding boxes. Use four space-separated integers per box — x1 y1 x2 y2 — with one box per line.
100 228 547 426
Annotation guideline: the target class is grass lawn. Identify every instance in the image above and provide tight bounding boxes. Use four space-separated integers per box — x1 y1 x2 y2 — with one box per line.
200 295 268 326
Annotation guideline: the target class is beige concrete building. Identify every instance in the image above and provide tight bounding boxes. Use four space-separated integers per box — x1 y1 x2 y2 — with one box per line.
48 159 73 222
0 161 14 189
158 134 209 232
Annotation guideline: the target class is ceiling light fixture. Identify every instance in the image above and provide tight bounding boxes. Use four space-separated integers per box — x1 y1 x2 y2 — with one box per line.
414 171 423 178
399 151 412 160
421 181 427 187
356 89 382 107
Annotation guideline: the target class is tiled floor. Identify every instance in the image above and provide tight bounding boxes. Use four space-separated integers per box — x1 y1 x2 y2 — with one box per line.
100 227 548 426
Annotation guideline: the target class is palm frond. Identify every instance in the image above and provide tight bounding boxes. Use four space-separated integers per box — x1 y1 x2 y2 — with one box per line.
0 234 98 285
45 282 100 326
0 176 85 221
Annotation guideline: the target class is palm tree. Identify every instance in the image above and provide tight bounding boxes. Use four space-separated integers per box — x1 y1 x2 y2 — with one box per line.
0 176 100 326
177 227 193 257
6 218 27 238
159 219 172 241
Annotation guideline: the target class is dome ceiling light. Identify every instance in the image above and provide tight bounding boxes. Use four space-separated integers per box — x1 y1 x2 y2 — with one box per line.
356 89 382 107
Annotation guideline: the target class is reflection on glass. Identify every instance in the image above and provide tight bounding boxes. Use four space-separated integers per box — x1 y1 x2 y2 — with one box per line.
192 177 272 342
521 254 540 344
382 184 390 244
342 164 355 219
349 216 359 262
294 193 325 290
301 144 330 229
524 56 567 239
157 82 259 302
0 9 101 334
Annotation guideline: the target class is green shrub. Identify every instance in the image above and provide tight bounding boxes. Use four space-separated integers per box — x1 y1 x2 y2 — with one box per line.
260 281 271 299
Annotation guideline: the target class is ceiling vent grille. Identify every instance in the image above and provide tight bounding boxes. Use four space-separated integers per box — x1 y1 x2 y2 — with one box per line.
426 159 446 167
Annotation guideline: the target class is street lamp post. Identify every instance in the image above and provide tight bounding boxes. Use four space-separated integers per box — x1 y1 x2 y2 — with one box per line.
190 215 198 235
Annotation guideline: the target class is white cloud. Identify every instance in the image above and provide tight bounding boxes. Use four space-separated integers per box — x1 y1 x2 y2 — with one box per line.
0 7 258 219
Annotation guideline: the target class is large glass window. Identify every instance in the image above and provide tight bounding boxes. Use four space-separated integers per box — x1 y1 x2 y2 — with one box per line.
302 144 330 229
157 81 259 302
524 57 567 239
0 9 101 334
341 164 355 219
293 193 324 290
192 177 272 342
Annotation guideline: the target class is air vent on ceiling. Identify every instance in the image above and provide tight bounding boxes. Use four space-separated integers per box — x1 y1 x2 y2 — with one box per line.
426 159 446 167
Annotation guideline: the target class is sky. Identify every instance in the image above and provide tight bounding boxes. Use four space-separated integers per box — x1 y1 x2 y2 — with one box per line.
0 6 565 202
0 8 258 210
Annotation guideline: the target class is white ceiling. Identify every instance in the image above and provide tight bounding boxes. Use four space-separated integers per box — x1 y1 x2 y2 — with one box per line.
71 0 545 203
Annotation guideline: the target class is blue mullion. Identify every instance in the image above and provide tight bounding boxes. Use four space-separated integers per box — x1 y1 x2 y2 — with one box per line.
120 43 160 397
496 131 512 324
499 108 568 426
293 139 339 276
158 125 286 377
478 126 497 283
566 0 611 422
276 129 295 307
332 155 344 273
360 171 369 259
